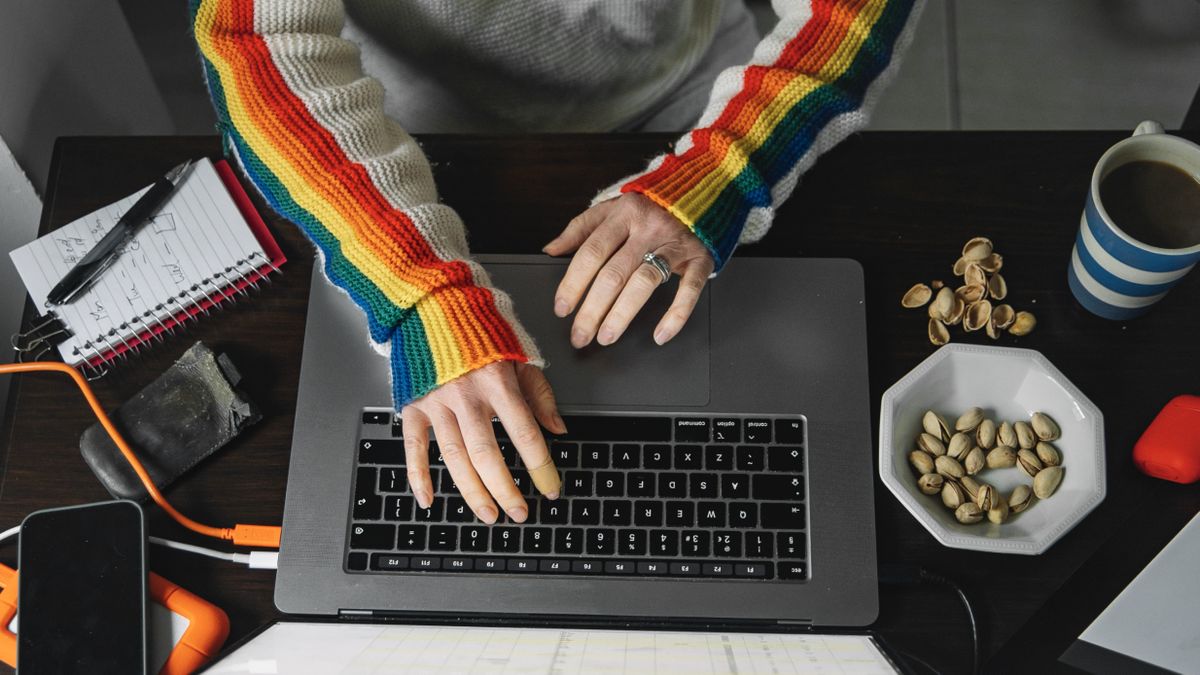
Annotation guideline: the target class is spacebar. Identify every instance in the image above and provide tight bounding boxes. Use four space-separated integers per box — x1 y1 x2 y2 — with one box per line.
559 415 672 442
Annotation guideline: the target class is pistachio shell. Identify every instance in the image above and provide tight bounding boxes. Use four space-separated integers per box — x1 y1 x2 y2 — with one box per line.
955 502 984 524
901 283 933 308
947 432 974 460
1008 311 1037 336
997 421 1017 447
987 272 1008 300
909 449 935 475
986 445 1017 468
987 494 1010 524
992 304 1016 329
978 252 1004 273
975 484 997 511
1033 465 1064 498
935 455 965 479
956 407 984 432
946 295 966 326
956 284 986 304
985 319 1001 339
1017 448 1043 478
964 446 985 475
941 480 968 509
962 236 993 261
1031 412 1061 441
1009 485 1034 513
928 318 950 346
931 286 955 321
976 419 997 449
1014 421 1036 449
1036 441 1061 467
963 299 993 332
918 473 944 495
953 256 970 277
922 410 952 442
958 476 982 500
965 263 988 288
917 432 947 457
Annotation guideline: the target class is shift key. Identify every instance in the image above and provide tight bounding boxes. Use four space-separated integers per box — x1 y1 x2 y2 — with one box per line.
761 503 806 529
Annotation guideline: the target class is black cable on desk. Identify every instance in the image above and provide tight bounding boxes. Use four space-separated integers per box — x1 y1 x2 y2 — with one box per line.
880 563 981 675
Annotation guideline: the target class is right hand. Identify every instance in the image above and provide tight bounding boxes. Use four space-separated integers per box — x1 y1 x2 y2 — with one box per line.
401 361 565 524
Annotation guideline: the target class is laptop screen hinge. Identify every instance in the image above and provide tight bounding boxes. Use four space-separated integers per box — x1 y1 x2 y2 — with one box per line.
775 620 814 628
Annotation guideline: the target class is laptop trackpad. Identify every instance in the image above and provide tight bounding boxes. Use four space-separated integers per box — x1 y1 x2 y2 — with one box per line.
484 262 710 407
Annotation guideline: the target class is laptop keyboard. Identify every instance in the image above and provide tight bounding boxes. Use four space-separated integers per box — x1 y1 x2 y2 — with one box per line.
345 412 809 582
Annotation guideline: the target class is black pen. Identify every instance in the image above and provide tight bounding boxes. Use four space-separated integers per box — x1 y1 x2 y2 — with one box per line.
47 160 194 306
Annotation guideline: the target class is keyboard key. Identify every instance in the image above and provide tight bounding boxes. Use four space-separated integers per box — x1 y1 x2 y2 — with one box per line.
354 466 377 499
743 419 771 443
586 528 615 555
540 559 571 574
681 531 710 557
721 474 750 499
428 444 444 465
619 528 648 554
510 473 532 497
446 498 474 522
411 556 441 571
775 418 805 444
572 560 602 574
674 418 710 442
414 502 444 522
439 470 459 494
397 525 426 550
359 438 405 464
551 442 579 468
713 531 742 557
363 411 391 425
690 474 718 499
604 560 635 574
650 530 679 556
351 523 395 549
634 501 663 526
560 415 671 442
735 563 769 578
581 443 610 468
666 501 694 527
564 471 593 497
658 473 686 498
492 527 521 553
378 467 407 492
674 445 702 470
753 474 805 501
391 419 404 438
460 526 489 552
769 446 805 472
370 553 408 570
729 503 758 528
638 561 668 575
671 562 701 576
444 557 474 572
498 441 518 467
523 527 553 554
603 500 632 526
779 561 808 580
643 446 671 469
507 559 537 573
736 446 765 471
353 493 382 520
628 473 656 497
705 445 734 471
384 496 414 521
429 526 457 551
490 417 509 440
476 558 505 572
713 418 740 443
703 562 734 577
523 498 539 524
596 472 624 497
761 503 807 530
698 502 726 527
612 444 639 468
348 552 368 571
778 532 806 558
746 532 773 558
571 499 601 525
619 529 647 555
541 500 569 524
555 528 583 554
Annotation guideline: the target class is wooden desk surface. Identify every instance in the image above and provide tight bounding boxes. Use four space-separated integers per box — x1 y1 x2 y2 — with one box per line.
2 133 1198 673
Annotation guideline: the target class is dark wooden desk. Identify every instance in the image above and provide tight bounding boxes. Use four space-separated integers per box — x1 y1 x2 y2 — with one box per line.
3 134 1198 673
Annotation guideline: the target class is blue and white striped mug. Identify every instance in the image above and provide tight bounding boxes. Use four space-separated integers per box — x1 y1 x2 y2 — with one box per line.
1068 120 1200 320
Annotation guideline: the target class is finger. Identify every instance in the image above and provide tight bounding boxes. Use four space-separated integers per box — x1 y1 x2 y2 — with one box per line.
516 364 566 435
654 257 712 345
401 406 434 508
570 242 641 348
554 219 628 319
488 369 560 500
452 400 529 523
428 406 500 524
596 251 667 345
543 199 618 256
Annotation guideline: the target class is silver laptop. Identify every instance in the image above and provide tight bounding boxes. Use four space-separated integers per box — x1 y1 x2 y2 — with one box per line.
276 255 877 627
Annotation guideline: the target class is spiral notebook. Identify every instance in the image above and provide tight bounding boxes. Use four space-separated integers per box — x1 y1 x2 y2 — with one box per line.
9 157 285 373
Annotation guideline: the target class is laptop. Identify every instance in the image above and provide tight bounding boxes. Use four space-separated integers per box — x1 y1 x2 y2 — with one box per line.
274 255 877 627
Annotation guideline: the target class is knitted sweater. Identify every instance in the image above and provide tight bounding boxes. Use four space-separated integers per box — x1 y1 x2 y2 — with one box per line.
190 0 921 407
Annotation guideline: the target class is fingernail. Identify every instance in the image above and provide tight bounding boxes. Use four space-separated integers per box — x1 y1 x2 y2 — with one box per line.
478 505 498 524
571 328 589 348
545 491 560 501
554 298 569 317
653 329 670 345
597 327 614 345
415 489 432 509
553 413 568 434
506 506 528 523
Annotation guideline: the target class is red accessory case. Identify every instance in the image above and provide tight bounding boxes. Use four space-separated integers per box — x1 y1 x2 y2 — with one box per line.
1133 395 1200 484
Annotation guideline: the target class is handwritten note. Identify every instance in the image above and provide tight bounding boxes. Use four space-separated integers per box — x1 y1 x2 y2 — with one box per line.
9 158 266 365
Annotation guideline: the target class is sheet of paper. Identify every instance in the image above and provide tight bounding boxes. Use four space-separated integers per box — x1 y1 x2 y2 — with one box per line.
9 158 265 364
205 622 900 674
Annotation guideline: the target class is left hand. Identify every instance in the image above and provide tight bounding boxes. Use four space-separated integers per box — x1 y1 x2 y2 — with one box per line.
543 193 714 348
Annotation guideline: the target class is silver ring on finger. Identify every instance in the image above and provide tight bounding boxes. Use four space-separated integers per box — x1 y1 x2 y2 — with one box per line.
642 252 671 286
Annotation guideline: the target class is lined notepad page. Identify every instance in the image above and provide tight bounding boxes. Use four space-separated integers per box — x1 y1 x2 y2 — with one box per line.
9 158 266 365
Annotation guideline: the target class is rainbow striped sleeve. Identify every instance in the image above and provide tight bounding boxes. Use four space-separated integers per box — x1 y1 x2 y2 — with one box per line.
189 0 542 406
607 0 922 271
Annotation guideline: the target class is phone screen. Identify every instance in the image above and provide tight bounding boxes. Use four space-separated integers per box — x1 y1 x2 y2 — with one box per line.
18 500 146 674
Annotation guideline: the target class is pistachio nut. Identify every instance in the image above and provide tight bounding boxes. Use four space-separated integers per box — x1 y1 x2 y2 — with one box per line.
955 407 984 432
976 419 997 449
931 279 945 289
958 475 982 500
947 432 973 460
901 283 933 308
1009 484 1034 513
909 449 936 475
962 236 993 261
917 432 947 457
964 446 985 475
1033 465 1064 499
941 480 968 509
1035 441 1061 467
1031 412 1061 441
987 272 1008 300
955 502 984 524
918 473 944 495
987 494 1010 524
986 445 1017 469
975 483 997 511
997 421 1017 448
1017 448 1043 478
1008 310 1036 336
928 318 950 346
923 410 952 442
935 455 965 479
1014 421 1036 449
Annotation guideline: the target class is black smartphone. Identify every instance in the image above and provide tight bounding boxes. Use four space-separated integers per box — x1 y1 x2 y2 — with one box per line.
17 500 147 674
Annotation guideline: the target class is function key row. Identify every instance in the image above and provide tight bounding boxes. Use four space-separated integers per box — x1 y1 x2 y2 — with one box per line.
347 553 805 580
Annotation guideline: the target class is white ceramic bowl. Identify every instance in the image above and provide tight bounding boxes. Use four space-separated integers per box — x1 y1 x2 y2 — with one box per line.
879 344 1105 554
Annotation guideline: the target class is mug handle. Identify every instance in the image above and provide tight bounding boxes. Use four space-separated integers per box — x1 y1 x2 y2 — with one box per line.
1133 120 1164 136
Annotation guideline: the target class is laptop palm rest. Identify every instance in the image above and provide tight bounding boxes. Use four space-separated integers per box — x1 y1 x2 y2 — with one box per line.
483 261 710 407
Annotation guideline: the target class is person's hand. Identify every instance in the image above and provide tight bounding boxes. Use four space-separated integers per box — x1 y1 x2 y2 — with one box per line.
401 361 565 524
544 193 714 348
